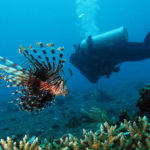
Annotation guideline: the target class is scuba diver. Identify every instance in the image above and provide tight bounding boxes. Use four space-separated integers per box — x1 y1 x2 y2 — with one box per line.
70 27 150 83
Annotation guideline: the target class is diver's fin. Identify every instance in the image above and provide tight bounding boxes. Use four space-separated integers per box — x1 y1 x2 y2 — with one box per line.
144 32 150 45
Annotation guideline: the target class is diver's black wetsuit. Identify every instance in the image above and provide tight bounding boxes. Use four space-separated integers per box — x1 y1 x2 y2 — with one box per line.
70 32 150 83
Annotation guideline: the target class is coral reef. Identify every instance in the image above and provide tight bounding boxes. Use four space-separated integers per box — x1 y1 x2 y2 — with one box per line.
1 116 150 150
137 84 150 117
119 109 129 122
80 107 110 128
137 83 150 117
65 116 81 128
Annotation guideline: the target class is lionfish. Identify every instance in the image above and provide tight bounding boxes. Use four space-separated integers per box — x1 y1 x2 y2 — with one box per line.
0 42 72 113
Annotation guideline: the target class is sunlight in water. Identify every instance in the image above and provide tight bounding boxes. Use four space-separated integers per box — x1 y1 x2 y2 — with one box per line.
76 0 100 37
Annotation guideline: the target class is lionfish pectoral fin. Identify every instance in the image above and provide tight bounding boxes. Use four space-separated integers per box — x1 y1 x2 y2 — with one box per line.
0 75 3 79
0 56 25 72
0 64 25 76
12 89 26 95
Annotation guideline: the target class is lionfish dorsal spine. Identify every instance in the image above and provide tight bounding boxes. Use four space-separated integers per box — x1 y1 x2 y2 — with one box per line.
29 47 48 70
36 42 52 70
56 47 64 71
46 43 56 71
20 47 44 70
51 49 56 71
20 49 39 69
42 49 51 70
65 68 73 83
60 59 66 70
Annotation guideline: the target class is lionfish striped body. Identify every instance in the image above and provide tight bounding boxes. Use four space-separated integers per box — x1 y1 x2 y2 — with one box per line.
0 42 72 113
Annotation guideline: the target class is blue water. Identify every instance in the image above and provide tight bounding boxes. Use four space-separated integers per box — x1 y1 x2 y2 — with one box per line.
0 0 150 139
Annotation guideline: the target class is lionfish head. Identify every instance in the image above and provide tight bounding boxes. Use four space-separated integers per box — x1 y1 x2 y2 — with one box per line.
53 80 68 96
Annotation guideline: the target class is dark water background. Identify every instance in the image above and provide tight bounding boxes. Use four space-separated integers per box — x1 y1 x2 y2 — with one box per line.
0 0 150 139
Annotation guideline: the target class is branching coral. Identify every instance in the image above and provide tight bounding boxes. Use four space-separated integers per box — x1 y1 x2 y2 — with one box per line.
0 116 150 150
0 135 41 150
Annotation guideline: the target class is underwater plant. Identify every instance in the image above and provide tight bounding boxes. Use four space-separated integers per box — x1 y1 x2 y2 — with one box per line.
0 42 72 113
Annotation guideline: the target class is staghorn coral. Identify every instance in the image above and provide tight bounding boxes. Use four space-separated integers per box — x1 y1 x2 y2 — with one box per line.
0 116 150 150
0 135 41 150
